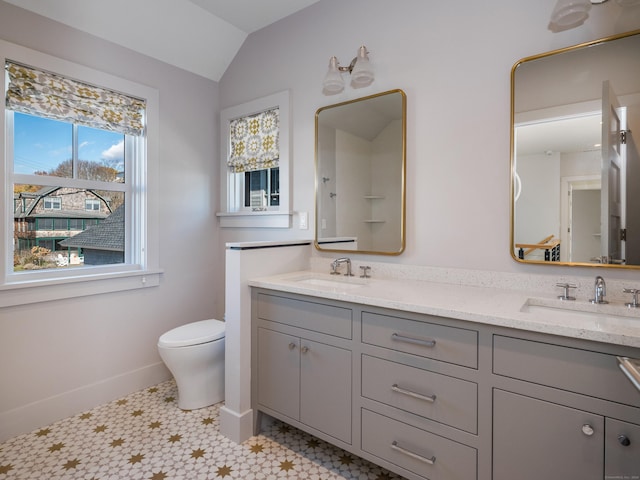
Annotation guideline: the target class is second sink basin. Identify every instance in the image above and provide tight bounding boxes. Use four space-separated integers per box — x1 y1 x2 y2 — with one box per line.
521 298 640 325
291 274 367 289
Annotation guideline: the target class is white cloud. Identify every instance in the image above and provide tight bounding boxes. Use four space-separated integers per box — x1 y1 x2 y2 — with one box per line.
101 140 124 164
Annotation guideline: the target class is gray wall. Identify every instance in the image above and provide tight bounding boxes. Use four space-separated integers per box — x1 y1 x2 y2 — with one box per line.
218 0 640 281
0 1 221 439
2 0 640 441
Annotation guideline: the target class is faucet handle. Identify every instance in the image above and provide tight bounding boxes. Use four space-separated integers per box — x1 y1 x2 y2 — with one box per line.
623 288 640 308
330 260 340 275
359 266 371 278
556 282 577 301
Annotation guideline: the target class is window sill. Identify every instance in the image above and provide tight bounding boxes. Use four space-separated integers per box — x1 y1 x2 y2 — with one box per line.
0 269 163 308
216 211 292 228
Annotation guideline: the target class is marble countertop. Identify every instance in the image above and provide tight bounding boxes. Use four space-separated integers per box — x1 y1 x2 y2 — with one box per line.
249 270 640 349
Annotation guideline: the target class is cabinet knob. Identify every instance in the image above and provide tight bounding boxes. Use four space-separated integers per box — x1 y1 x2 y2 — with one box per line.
618 434 631 447
582 424 595 436
301 346 309 353
288 342 296 350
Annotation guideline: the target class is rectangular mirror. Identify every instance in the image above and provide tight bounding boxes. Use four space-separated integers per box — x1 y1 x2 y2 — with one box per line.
511 30 640 268
315 89 406 255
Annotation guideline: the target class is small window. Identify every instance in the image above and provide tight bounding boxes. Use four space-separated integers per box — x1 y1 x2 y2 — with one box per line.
244 168 279 209
86 199 101 211
218 91 291 228
69 219 84 230
43 197 61 210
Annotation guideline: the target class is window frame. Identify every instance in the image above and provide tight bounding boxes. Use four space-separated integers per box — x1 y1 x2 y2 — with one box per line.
217 90 292 228
0 40 161 307
85 198 101 211
43 197 62 210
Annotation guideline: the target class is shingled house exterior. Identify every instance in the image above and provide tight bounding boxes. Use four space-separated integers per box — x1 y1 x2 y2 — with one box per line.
14 186 112 264
59 204 124 265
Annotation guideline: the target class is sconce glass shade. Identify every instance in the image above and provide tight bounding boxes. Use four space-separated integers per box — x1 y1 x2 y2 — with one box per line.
322 57 345 95
549 0 591 29
350 46 374 88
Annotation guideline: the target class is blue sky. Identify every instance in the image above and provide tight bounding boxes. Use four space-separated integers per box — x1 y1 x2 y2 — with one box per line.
13 113 124 175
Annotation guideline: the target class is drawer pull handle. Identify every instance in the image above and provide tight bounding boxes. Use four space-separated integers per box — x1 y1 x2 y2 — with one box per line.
391 441 436 465
301 346 309 353
391 333 436 348
288 342 296 350
617 356 640 393
391 384 436 403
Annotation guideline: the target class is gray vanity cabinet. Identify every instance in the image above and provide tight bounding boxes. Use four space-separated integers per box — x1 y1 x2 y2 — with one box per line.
251 288 640 480
256 327 352 443
605 417 640 477
253 292 353 445
493 334 640 480
493 389 604 480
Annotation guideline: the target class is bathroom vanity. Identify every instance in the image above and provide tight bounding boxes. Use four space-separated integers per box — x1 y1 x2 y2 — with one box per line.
250 272 640 480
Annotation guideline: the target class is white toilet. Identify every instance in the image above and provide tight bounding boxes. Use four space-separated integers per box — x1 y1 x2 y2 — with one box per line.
157 319 225 410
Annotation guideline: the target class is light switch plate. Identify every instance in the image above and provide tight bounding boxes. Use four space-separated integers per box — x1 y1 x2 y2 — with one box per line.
299 211 308 230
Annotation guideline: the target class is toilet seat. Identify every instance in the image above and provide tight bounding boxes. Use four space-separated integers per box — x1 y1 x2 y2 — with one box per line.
158 319 225 348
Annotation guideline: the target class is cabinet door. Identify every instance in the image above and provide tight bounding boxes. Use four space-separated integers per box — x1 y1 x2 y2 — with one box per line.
493 389 604 480
257 328 300 420
300 339 352 444
605 418 640 478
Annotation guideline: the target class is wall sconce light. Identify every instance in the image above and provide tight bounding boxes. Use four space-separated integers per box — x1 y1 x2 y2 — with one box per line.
549 0 640 32
322 46 374 95
549 0 592 31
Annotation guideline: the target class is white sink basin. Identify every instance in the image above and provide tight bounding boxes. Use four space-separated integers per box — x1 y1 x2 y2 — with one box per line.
290 274 366 289
521 299 640 325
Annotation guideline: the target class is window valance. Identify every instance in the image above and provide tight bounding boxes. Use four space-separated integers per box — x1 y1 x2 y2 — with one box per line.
5 61 146 136
227 107 279 173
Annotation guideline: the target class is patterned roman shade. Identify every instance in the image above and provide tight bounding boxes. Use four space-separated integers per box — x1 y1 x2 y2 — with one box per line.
5 61 146 136
227 107 279 173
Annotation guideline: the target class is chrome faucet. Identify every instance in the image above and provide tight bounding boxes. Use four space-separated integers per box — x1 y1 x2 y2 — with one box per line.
591 276 608 304
331 257 353 276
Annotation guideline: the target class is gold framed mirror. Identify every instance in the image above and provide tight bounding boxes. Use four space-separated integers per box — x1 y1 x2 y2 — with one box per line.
511 30 640 268
314 89 406 255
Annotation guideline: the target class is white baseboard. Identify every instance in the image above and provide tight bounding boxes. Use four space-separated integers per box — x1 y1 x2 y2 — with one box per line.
219 405 253 444
0 362 171 442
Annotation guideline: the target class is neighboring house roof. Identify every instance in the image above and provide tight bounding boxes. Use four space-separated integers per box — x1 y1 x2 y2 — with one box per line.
59 205 124 252
14 186 112 218
18 211 108 220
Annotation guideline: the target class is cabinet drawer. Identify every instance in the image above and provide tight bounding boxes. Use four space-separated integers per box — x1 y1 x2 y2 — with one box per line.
493 335 640 406
362 355 477 433
361 409 477 480
257 293 352 339
362 312 478 368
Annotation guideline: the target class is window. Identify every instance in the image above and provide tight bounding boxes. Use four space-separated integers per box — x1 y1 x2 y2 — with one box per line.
218 91 291 228
43 197 61 210
86 199 101 211
244 168 279 209
0 40 161 306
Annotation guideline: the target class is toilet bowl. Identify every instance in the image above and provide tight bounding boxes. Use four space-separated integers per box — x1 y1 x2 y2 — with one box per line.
157 319 225 410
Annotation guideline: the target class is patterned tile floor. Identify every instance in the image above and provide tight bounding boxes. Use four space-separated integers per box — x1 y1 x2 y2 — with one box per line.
0 380 402 479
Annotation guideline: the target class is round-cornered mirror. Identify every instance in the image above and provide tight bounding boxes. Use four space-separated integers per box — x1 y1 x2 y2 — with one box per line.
315 89 406 255
511 30 640 268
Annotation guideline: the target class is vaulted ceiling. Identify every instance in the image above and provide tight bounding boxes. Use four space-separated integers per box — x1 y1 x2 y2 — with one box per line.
3 0 321 81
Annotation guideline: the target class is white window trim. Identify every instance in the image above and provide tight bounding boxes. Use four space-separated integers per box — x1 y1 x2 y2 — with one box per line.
44 197 62 210
217 90 292 228
0 40 161 307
